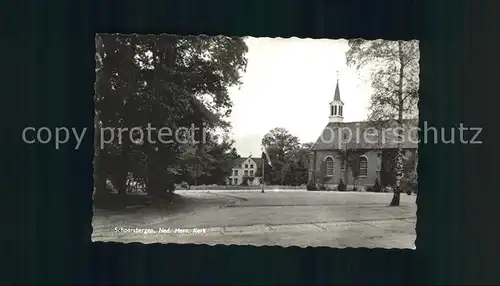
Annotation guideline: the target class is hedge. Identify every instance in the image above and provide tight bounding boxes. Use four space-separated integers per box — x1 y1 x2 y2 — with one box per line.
174 184 307 190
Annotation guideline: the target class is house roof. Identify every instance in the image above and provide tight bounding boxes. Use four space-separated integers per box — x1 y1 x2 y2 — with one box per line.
310 119 419 151
231 157 246 168
231 157 263 168
252 158 263 166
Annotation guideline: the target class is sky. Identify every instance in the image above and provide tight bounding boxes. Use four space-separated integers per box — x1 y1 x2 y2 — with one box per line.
227 37 375 157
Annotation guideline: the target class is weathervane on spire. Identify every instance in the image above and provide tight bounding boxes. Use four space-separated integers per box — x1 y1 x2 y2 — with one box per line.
336 70 339 82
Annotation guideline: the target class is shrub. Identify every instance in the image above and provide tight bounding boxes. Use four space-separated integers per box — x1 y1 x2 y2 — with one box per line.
182 184 308 191
306 180 317 191
402 171 418 194
383 186 393 193
241 176 254 186
366 186 374 192
337 179 347 192
318 184 327 191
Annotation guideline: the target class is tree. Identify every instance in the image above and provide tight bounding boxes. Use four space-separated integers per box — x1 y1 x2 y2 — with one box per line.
346 39 419 206
261 128 301 185
402 150 418 194
254 163 273 185
176 132 238 186
380 149 398 187
315 161 328 190
285 142 314 185
256 146 283 185
229 147 240 159
262 128 301 163
200 134 240 185
346 152 362 191
338 144 364 191
94 34 248 200
338 128 368 192
207 135 241 185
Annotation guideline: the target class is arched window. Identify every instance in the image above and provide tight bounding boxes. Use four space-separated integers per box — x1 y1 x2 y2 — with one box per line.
334 106 337 115
359 156 368 177
325 157 334 176
343 131 349 141
330 105 334 116
339 106 343 116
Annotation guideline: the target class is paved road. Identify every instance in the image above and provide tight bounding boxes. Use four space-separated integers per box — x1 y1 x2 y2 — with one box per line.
92 190 417 248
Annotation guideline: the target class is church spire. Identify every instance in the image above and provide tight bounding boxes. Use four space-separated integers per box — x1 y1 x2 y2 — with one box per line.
334 70 342 102
328 70 344 123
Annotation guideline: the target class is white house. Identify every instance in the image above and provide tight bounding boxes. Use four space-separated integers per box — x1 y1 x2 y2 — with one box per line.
225 156 262 186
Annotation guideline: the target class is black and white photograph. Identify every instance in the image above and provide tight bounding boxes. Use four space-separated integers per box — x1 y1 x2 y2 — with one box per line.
92 35 419 248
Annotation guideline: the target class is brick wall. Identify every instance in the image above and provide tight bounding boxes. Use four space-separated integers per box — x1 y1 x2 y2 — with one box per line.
311 149 381 187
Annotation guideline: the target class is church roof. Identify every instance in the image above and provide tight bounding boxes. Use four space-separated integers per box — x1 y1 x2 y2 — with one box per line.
310 119 419 151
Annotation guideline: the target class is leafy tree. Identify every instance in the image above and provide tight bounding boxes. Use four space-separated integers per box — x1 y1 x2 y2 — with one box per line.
346 39 419 206
206 135 241 185
253 148 279 185
200 134 241 185
229 147 240 159
94 34 248 199
379 149 418 194
315 161 328 189
262 128 301 163
255 132 311 186
338 132 367 192
285 142 314 185
261 128 301 185
346 152 362 191
402 150 418 194
301 142 314 150
254 163 273 185
380 149 398 187
176 132 238 186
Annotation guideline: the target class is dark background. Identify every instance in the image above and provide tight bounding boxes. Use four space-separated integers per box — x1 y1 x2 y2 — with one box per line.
4 0 500 284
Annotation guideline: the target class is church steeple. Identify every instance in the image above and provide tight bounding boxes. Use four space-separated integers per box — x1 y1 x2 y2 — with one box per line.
334 72 342 101
329 70 344 123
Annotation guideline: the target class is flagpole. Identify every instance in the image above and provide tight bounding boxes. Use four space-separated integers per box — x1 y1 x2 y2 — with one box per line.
261 149 265 193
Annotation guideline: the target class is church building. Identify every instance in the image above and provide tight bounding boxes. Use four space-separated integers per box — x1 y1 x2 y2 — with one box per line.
308 73 418 189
